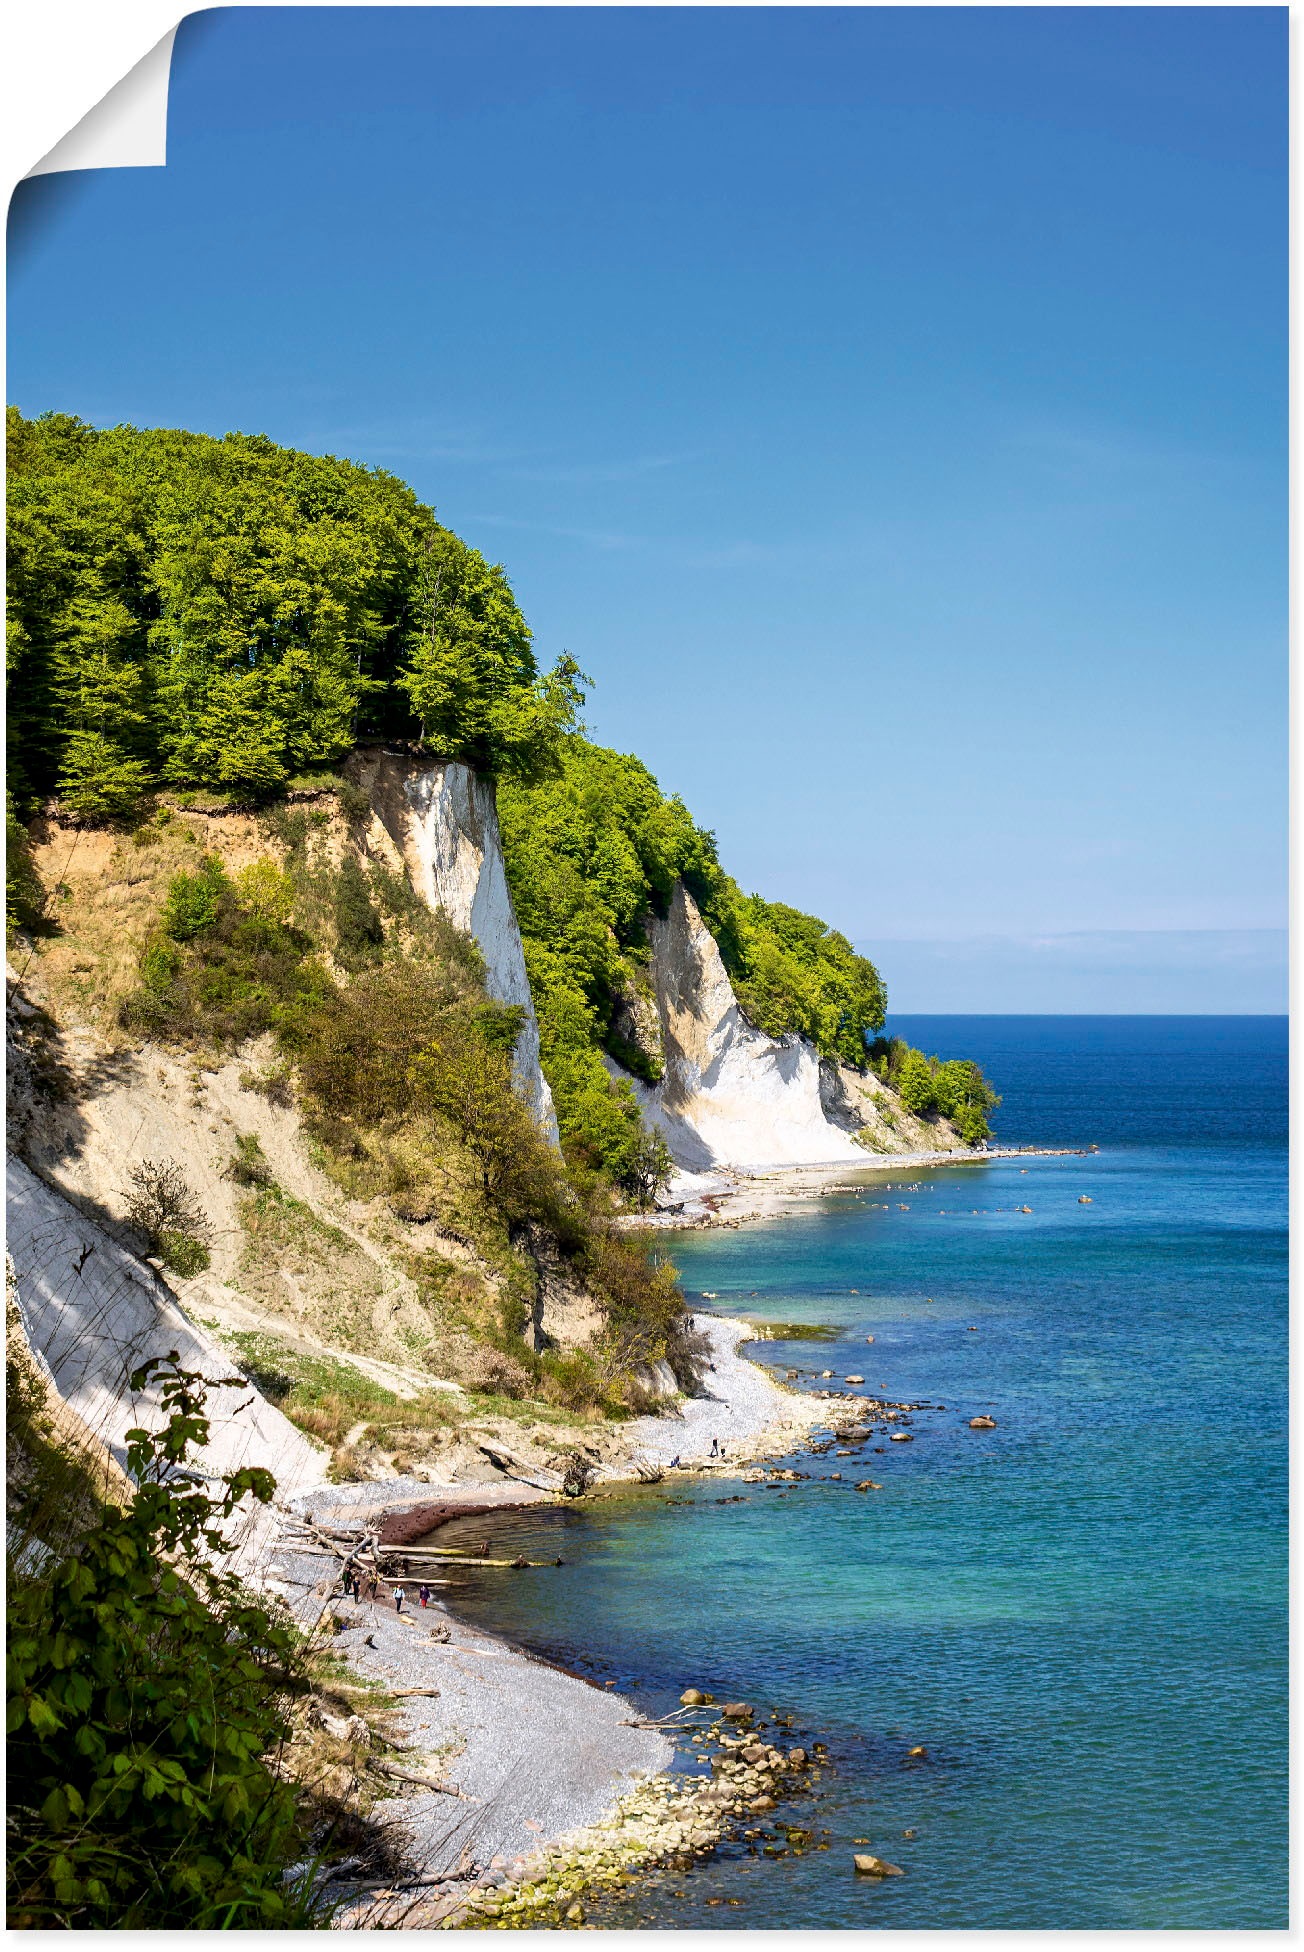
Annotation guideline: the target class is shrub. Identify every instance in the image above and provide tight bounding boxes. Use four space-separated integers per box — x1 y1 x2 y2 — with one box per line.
460 1346 534 1398
233 859 295 927
7 1357 313 1928
227 1131 275 1188
6 795 46 943
332 856 384 963
123 1159 212 1270
124 863 321 1049
162 856 229 941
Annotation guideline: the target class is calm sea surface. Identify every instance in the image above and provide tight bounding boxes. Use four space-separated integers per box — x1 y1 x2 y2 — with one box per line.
437 1017 1288 1928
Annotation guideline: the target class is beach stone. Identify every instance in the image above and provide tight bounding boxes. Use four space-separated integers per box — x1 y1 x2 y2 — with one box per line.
889 1432 913 1442
788 1748 807 1767
750 1796 776 1813
722 1701 753 1720
854 1854 904 1877
680 1689 706 1705
844 1375 865 1385
740 1743 765 1763
969 1415 997 1429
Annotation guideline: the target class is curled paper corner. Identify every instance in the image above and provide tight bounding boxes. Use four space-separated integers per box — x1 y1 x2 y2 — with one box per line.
26 25 179 178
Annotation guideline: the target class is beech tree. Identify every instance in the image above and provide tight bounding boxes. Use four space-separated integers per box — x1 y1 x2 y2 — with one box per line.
5 412 580 812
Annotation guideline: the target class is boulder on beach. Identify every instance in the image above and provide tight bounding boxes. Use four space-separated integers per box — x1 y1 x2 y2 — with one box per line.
854 1854 904 1876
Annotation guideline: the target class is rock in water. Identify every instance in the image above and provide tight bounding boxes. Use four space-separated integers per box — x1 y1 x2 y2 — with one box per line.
680 1688 706 1705
890 1432 913 1442
722 1701 753 1720
844 1374 865 1385
854 1854 904 1876
969 1415 997 1429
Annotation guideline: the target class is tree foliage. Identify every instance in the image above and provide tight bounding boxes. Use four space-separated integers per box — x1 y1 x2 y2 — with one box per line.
497 737 890 1170
7 1358 312 1929
868 1036 1001 1144
6 409 581 817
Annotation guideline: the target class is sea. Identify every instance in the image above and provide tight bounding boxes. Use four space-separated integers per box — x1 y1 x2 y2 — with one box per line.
433 1017 1288 1929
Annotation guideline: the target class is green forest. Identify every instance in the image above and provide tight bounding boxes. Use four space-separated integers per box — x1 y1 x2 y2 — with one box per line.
7 408 582 819
7 409 994 1154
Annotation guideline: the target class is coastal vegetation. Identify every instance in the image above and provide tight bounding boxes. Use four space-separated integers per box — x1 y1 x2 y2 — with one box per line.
497 737 891 1165
112 813 699 1415
8 409 997 1161
867 1037 1000 1146
7 1357 312 1929
6 408 582 818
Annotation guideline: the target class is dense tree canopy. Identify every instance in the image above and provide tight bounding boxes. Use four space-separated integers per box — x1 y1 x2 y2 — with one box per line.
6 409 581 815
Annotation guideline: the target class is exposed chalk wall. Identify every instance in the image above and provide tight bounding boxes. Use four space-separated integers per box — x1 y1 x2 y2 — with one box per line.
350 753 559 1144
617 883 866 1172
7 1156 326 1565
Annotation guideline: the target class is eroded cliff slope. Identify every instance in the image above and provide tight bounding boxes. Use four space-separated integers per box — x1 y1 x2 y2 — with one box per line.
609 883 970 1171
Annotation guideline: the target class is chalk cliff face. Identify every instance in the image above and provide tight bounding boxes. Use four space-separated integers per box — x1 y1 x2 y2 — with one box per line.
617 884 867 1172
351 752 559 1144
7 1156 325 1566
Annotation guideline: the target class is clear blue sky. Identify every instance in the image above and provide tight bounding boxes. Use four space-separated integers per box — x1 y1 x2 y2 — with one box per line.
8 6 1287 1006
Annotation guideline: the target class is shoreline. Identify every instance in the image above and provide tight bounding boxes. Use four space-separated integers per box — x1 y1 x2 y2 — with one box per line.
645 1144 1093 1230
273 1315 854 1924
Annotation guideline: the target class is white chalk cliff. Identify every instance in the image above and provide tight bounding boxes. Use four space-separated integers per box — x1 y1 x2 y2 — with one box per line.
615 884 867 1172
351 752 559 1144
7 1156 325 1567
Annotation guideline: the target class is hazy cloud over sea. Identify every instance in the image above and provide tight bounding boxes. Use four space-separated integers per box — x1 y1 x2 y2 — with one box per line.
865 930 1287 1015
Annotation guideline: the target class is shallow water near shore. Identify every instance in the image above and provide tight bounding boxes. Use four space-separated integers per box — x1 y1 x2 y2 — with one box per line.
438 1017 1287 1929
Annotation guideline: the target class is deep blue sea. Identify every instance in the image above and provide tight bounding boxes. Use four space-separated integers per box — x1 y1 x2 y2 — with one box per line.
439 1018 1288 1928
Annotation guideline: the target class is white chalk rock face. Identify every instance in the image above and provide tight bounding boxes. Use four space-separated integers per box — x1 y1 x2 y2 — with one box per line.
621 884 866 1171
357 754 558 1145
7 1157 325 1567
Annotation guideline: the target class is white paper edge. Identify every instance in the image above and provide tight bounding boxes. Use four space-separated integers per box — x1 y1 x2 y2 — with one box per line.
26 24 178 178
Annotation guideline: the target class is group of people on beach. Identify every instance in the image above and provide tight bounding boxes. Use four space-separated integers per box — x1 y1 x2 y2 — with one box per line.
389 1583 432 1615
340 1565 379 1602
666 1438 728 1467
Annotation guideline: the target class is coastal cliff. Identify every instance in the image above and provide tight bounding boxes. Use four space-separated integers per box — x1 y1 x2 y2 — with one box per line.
346 751 558 1143
605 882 971 1173
610 883 866 1170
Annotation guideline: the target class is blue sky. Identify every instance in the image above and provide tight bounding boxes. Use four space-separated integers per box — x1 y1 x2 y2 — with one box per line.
8 7 1287 1007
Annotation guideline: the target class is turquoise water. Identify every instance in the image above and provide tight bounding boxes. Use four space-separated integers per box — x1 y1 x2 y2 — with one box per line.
439 1018 1287 1928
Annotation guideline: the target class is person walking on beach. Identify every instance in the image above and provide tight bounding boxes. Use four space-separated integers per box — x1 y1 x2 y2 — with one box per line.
393 1584 406 1616
418 1583 430 1608
709 1436 719 1457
